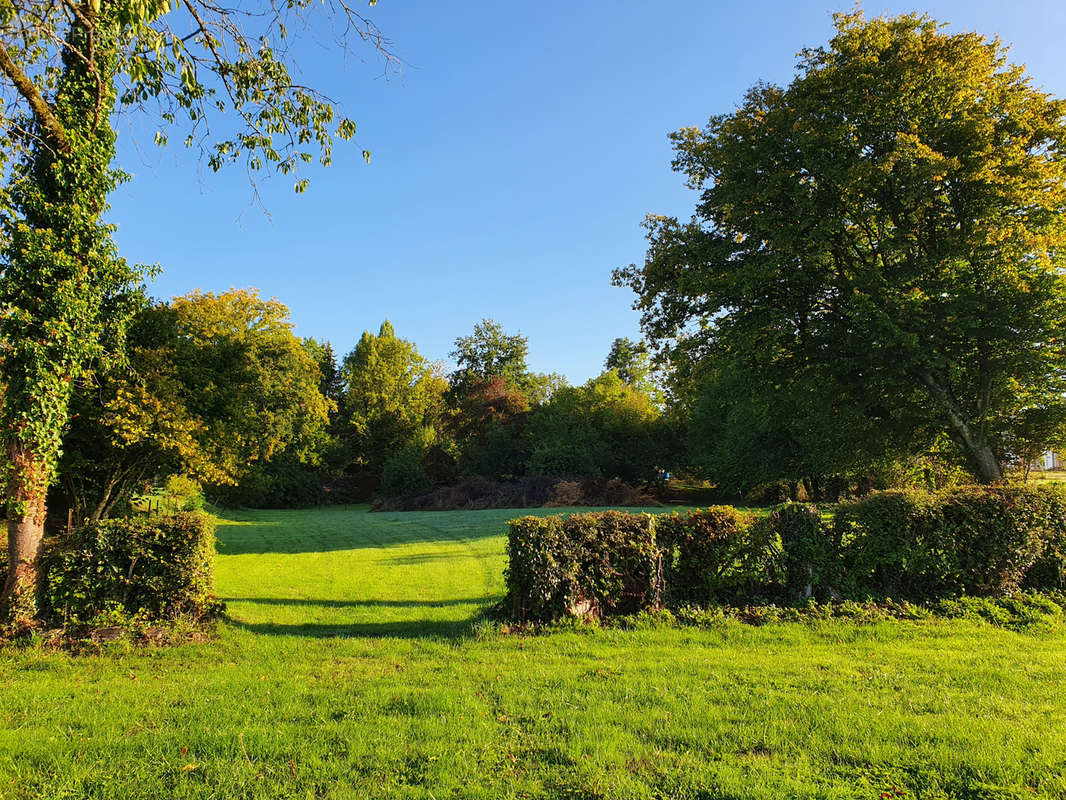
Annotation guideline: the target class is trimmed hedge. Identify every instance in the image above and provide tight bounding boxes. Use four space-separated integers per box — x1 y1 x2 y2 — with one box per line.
44 512 219 624
771 503 836 600
837 485 1066 600
505 511 660 621
658 506 780 603
503 484 1066 621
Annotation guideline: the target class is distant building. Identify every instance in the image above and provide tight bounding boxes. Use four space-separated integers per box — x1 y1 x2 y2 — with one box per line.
1042 451 1063 470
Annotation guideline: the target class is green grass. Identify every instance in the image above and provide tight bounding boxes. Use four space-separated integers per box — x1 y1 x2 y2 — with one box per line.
2 505 1066 799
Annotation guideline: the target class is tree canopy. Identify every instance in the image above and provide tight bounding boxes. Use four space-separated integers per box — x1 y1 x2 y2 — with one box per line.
615 11 1066 483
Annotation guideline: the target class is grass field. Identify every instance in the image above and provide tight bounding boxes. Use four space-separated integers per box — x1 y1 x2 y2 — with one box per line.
2 505 1066 799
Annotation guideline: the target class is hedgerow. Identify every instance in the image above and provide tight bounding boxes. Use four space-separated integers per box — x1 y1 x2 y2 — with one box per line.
503 484 1066 621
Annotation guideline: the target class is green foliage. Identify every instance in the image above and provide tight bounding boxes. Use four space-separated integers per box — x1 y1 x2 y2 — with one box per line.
837 484 1066 600
505 511 661 621
527 370 666 483
506 485 1066 620
616 10 1066 484
341 321 447 477
0 0 393 192
603 337 659 399
380 441 433 499
504 515 574 622
58 289 332 518
0 10 142 517
657 506 780 603
769 503 837 600
449 318 532 396
43 512 218 624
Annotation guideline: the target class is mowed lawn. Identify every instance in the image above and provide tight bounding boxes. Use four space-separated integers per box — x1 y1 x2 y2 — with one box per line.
2 507 1066 800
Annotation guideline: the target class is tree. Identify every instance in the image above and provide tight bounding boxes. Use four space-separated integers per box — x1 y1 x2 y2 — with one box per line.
615 11 1066 484
58 289 332 520
450 319 532 395
527 371 666 482
340 321 447 476
0 0 394 620
303 339 345 406
604 338 650 387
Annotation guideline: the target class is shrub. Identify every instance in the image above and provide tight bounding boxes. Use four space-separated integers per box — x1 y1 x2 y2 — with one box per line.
505 511 661 621
380 444 433 499
44 512 219 624
769 503 837 600
658 506 779 603
838 485 1066 600
164 474 205 512
563 511 662 616
504 516 575 622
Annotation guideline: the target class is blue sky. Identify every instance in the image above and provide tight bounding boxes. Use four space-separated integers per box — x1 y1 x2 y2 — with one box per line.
108 0 1066 383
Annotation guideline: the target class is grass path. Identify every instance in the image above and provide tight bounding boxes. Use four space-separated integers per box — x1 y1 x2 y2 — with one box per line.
1 505 1065 799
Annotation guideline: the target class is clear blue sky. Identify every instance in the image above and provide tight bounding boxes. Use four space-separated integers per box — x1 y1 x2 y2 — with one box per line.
107 0 1066 383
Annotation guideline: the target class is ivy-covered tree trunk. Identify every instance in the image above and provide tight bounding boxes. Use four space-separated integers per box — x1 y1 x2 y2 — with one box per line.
0 9 133 625
2 444 49 621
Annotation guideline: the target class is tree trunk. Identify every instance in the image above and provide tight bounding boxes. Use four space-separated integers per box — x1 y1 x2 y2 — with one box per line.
917 369 1003 483
2 444 49 625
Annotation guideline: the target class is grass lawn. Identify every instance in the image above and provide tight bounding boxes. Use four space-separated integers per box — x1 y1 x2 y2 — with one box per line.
2 505 1065 799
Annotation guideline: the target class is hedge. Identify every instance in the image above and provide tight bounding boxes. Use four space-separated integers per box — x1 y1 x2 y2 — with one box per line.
44 512 219 624
503 484 1066 621
837 485 1066 600
505 511 660 621
657 506 780 603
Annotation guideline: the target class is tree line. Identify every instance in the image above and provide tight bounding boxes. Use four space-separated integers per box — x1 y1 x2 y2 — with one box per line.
43 296 677 517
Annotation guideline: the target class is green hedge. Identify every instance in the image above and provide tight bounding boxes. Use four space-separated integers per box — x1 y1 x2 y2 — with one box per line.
770 503 836 600
44 512 219 624
505 511 660 621
504 485 1066 621
837 485 1066 600
658 506 780 603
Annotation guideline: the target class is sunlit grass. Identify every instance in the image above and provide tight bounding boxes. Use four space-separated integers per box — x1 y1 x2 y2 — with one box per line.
1 504 1064 799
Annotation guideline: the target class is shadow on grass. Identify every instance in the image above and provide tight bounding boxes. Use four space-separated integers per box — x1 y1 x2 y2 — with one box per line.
223 596 498 609
226 615 488 640
213 506 512 556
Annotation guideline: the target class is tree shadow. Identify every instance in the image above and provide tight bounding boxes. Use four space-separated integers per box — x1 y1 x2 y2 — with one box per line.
223 595 499 609
213 506 516 556
225 615 489 641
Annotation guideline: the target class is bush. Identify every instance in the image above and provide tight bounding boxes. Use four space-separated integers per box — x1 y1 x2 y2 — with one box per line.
504 516 575 622
769 503 837 600
44 512 219 624
838 485 1066 600
501 486 1066 621
505 511 661 621
564 511 662 616
658 506 780 603
380 444 433 499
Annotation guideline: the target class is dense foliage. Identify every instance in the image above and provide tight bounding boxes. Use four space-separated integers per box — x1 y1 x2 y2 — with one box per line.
56 289 330 520
504 485 1066 622
505 511 661 622
43 512 218 625
616 11 1066 487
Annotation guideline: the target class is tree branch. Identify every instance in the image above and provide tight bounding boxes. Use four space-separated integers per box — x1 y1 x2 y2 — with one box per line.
0 38 70 153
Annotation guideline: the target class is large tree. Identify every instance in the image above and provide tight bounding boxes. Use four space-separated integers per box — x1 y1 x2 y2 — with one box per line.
340 321 447 476
0 0 392 621
615 11 1066 484
58 289 332 521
